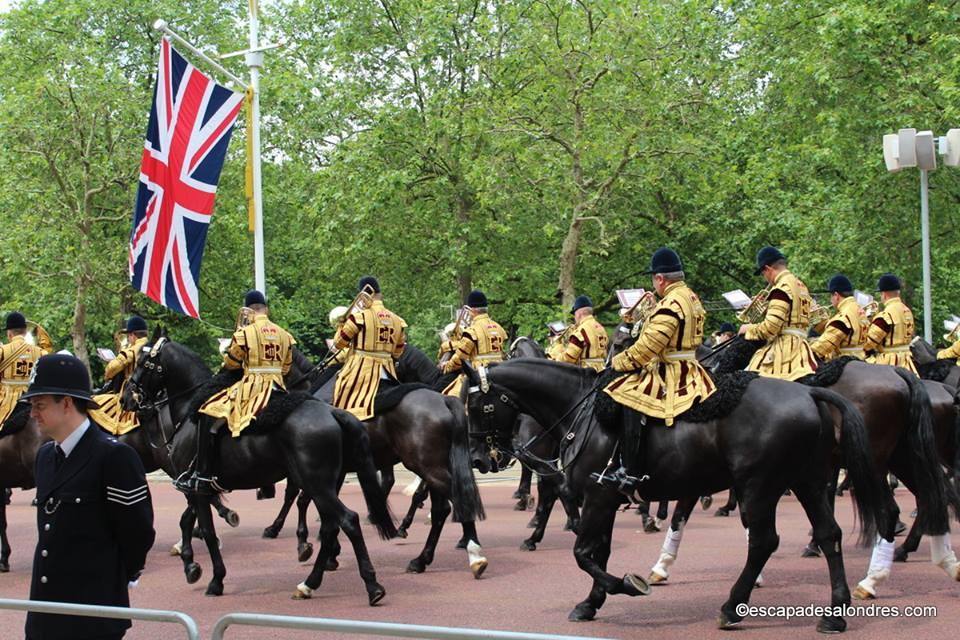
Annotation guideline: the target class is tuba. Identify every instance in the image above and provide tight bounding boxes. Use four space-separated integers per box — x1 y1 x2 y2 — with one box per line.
736 286 772 324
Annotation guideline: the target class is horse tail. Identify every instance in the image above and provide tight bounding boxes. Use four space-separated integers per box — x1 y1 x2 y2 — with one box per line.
444 396 485 522
332 408 398 540
809 387 884 546
893 367 952 535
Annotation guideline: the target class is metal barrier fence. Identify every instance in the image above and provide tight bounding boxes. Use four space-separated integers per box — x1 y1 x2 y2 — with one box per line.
211 612 615 640
0 597 200 640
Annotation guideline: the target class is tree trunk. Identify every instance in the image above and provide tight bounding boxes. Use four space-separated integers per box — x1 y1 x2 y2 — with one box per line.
454 186 473 302
558 215 583 308
71 279 89 368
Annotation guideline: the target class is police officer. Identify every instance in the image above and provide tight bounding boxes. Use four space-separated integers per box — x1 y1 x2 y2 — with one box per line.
809 275 866 361
179 290 296 494
333 277 407 420
89 316 149 436
23 354 155 640
441 290 507 396
738 246 818 380
863 273 918 374
0 312 46 431
599 248 716 495
558 295 609 371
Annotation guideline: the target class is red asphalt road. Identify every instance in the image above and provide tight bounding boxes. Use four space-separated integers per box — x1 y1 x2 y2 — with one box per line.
0 480 956 639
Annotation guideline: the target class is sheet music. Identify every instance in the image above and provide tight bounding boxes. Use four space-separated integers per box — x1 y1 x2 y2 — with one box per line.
722 289 752 310
854 290 874 307
218 338 232 355
616 289 646 309
325 338 335 351
945 319 959 332
546 320 567 334
96 348 116 362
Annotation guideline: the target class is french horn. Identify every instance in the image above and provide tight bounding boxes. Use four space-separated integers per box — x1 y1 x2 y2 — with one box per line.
736 286 772 324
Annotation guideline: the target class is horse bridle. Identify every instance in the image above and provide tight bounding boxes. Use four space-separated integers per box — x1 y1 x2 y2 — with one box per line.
465 368 522 468
126 337 203 453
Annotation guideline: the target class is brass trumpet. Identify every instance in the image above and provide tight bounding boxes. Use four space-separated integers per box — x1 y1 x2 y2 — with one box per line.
808 301 833 328
944 324 960 345
452 305 472 341
622 291 658 325
235 306 256 330
25 320 53 352
736 286 772 324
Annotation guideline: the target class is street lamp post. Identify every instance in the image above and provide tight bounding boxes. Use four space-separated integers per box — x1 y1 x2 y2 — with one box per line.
882 128 960 343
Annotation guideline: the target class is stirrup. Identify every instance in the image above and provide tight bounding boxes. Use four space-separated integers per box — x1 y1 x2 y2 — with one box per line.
173 471 222 496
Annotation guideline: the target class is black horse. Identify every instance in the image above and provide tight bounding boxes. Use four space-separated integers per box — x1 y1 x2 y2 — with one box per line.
0 409 47 572
121 332 398 603
461 358 886 633
282 345 488 578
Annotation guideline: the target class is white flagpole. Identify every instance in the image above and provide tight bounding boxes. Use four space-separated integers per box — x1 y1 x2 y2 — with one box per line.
246 0 266 294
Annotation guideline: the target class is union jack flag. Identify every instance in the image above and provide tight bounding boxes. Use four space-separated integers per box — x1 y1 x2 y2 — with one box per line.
129 37 244 318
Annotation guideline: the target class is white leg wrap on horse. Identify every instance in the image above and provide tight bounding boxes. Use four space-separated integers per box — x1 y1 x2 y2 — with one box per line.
651 525 684 579
402 475 422 497
467 540 488 578
171 539 183 556
295 582 312 598
929 533 960 579
857 535 895 596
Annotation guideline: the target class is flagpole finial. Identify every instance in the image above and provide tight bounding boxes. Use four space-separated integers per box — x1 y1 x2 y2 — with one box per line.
153 19 168 31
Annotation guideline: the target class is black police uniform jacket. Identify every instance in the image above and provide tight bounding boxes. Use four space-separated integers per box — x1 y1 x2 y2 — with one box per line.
26 422 156 640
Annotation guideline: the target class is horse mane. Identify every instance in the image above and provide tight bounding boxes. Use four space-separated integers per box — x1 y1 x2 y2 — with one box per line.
397 344 440 386
162 340 213 382
709 336 763 375
508 336 545 359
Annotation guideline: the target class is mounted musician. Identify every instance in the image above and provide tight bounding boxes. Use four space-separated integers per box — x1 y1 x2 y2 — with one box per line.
89 315 150 436
0 312 47 432
175 290 296 494
545 321 569 361
809 275 866 361
441 290 507 396
712 322 736 346
737 246 818 380
332 276 407 421
328 305 351 366
938 324 960 361
598 248 716 495
862 273 918 374
556 295 608 371
437 322 458 364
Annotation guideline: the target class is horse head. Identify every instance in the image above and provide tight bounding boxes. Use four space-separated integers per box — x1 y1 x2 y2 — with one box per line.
608 322 637 360
910 336 938 366
461 362 521 473
508 336 545 360
121 326 169 412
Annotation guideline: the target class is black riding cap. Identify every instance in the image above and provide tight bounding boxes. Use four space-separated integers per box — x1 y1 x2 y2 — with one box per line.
571 295 593 313
5 311 26 331
125 315 148 333
827 274 854 294
754 246 786 275
244 289 267 307
466 290 488 308
358 276 381 293
876 273 901 292
22 353 98 406
644 247 683 275
718 322 736 334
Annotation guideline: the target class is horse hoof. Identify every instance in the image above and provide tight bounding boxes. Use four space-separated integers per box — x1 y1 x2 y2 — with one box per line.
648 572 667 585
802 543 822 558
893 547 908 563
714 507 730 517
324 557 339 571
455 538 468 550
568 603 596 622
298 543 314 563
622 573 651 596
852 585 875 600
368 584 386 606
894 520 907 536
816 616 846 634
262 527 280 539
185 563 202 584
700 495 713 511
205 582 224 597
564 520 578 532
0 562 9 573
643 518 660 534
225 510 240 528
406 559 426 574
471 558 488 579
717 609 744 629
520 540 536 551
292 582 312 600
396 527 408 539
